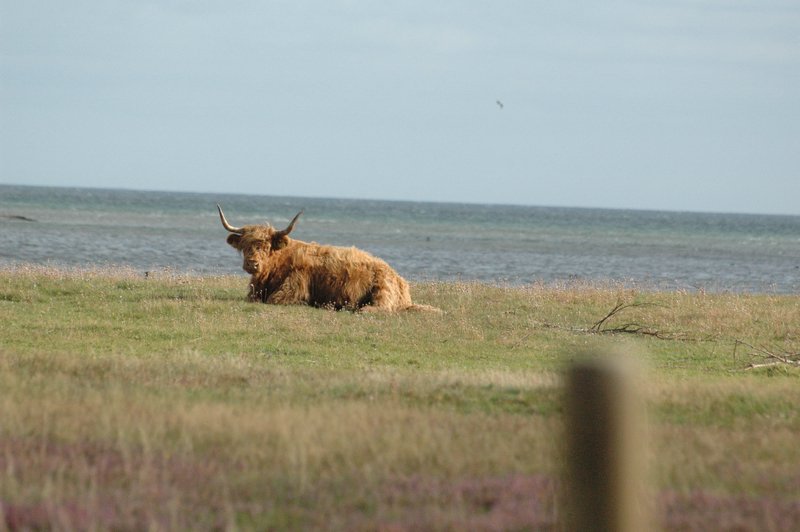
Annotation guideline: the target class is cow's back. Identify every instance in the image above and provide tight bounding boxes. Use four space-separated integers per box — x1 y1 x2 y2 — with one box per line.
287 242 412 311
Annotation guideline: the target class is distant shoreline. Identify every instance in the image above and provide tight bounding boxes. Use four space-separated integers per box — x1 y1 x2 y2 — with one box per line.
2 185 798 294
3 182 798 219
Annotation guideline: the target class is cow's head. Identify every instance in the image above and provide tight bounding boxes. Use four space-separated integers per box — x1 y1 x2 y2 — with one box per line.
217 204 302 274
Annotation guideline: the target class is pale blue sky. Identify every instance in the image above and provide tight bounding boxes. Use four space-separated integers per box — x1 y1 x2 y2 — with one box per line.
2 1 799 215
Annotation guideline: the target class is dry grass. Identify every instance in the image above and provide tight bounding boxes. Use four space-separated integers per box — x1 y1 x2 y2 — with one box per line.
1 266 799 530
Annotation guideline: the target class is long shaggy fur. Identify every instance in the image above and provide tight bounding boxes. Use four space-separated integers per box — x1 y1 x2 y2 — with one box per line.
225 222 433 312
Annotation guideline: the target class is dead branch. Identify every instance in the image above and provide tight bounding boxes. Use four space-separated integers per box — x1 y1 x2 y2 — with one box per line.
598 323 670 339
736 339 800 370
590 302 658 332
589 301 668 338
529 301 680 340
590 302 628 332
743 361 787 370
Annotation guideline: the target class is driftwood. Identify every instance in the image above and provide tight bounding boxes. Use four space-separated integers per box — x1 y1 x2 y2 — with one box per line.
736 339 800 371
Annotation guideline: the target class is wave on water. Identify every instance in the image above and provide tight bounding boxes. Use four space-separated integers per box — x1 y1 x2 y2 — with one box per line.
1 185 799 293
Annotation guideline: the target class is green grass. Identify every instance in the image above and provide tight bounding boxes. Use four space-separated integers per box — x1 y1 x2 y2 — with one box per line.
1 266 799 530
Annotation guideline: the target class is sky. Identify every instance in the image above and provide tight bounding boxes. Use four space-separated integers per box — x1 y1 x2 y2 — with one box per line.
1 1 799 215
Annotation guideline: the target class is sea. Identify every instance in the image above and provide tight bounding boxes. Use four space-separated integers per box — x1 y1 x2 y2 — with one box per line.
1 184 799 294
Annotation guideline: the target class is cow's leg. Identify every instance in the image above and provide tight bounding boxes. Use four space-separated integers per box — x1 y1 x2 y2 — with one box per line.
247 282 261 302
265 273 309 305
362 271 412 312
248 277 273 302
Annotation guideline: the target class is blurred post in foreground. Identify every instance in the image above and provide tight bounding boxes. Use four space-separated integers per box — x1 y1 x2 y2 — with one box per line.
563 348 648 532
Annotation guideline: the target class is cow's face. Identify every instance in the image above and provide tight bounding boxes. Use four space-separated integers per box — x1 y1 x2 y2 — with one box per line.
217 205 302 275
225 227 287 274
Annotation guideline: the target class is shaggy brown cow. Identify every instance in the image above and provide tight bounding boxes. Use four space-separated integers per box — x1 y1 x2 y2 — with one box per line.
218 205 436 312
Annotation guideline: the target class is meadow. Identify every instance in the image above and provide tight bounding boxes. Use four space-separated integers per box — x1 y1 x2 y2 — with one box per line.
1 266 799 530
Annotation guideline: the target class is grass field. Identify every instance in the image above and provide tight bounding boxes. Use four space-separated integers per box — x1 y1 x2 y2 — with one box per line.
1 266 799 530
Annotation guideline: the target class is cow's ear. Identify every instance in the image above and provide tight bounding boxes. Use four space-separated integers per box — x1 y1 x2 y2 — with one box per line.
272 235 290 250
226 234 242 248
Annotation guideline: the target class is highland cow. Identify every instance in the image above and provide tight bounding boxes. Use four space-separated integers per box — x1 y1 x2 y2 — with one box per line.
217 204 437 312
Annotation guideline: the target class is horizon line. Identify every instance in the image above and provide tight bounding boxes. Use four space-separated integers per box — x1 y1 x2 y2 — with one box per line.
1 181 797 219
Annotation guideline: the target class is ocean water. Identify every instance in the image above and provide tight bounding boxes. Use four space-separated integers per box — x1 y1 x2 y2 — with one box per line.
1 184 799 293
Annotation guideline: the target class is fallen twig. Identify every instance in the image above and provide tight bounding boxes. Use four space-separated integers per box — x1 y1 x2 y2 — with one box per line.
743 361 787 370
590 302 629 333
590 301 668 338
597 323 668 338
590 302 659 333
736 339 800 370
531 301 680 340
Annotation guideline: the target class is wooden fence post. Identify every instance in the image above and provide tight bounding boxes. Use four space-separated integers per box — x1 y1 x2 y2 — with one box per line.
564 351 647 532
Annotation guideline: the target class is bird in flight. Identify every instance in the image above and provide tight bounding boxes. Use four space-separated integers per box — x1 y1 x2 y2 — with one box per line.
496 100 504 110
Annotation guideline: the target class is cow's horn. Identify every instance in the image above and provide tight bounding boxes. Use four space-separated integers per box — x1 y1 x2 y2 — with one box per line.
217 204 243 234
277 210 303 237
